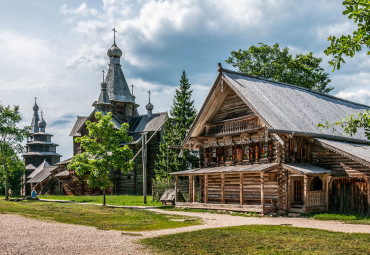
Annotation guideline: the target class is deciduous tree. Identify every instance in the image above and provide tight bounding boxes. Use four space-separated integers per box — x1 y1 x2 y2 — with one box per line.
324 0 370 70
226 43 333 93
68 112 134 206
0 104 29 199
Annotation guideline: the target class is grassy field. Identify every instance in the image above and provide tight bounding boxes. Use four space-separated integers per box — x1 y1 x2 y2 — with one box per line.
142 225 370 255
40 195 162 206
0 199 201 231
305 213 370 225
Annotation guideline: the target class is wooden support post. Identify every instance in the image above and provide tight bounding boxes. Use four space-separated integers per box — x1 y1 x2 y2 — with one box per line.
192 175 196 202
204 175 208 203
287 176 291 210
188 175 192 203
260 172 265 209
326 176 332 212
303 175 308 212
221 173 225 204
142 133 147 204
367 177 370 216
175 175 178 203
240 172 244 205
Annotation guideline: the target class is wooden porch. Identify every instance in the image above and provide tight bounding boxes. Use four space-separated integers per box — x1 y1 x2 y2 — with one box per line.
172 163 279 214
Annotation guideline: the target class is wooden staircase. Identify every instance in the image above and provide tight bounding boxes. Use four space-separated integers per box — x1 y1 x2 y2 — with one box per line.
289 203 304 213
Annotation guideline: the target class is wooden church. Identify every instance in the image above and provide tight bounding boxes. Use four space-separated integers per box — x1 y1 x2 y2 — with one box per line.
54 35 167 195
172 64 370 216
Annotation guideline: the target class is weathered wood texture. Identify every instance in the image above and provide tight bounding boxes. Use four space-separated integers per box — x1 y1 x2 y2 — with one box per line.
211 89 255 123
330 177 369 215
311 144 370 177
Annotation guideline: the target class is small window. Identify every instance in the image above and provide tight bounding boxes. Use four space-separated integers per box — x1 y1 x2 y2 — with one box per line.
310 177 323 191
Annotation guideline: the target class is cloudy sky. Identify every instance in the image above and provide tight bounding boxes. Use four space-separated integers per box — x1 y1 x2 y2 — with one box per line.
1 0 369 160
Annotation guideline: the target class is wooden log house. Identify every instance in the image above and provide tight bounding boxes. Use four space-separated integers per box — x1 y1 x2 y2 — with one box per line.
172 64 370 215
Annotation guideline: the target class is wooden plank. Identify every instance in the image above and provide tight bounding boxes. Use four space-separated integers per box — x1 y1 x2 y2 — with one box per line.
189 175 192 203
175 175 178 203
192 175 196 202
205 175 208 203
303 175 308 212
221 173 225 204
240 172 244 205
260 172 264 209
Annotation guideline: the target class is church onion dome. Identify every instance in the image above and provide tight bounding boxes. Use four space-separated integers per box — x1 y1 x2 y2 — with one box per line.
107 43 122 58
146 102 154 111
38 114 46 129
33 102 39 111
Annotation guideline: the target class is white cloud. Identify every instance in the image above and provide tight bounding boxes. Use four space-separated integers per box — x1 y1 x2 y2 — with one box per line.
335 89 370 106
316 21 356 40
66 43 106 69
60 2 98 17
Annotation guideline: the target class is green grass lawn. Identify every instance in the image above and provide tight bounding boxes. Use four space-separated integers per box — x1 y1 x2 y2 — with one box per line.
305 213 370 225
0 199 201 231
40 195 162 206
142 225 370 255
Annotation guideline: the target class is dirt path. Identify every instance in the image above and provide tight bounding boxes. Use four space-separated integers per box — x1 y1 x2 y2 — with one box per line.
1 207 369 254
137 208 370 237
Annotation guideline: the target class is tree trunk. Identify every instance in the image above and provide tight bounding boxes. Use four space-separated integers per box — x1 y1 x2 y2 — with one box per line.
103 188 106 206
4 158 8 200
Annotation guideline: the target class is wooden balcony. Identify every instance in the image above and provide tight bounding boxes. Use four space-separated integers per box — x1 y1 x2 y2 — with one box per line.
205 116 261 136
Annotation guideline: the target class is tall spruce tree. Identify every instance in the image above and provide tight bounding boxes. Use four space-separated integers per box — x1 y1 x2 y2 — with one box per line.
155 71 198 179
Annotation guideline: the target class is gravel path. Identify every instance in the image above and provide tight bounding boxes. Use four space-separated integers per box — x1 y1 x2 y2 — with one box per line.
1 207 369 255
0 214 149 255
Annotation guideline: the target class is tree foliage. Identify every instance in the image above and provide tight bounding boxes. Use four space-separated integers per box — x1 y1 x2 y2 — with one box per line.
324 0 370 70
0 145 24 196
155 71 198 179
68 112 134 205
318 110 370 140
226 43 333 93
0 104 30 199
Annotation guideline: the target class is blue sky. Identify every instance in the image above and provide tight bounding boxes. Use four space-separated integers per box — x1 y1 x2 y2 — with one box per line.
1 0 369 159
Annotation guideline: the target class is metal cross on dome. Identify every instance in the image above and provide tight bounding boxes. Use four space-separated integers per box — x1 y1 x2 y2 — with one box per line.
102 70 105 82
34 97 37 103
112 28 117 44
131 84 134 96
148 90 151 103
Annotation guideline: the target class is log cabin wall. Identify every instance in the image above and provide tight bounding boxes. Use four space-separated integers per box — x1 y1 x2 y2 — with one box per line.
113 131 160 195
311 143 370 177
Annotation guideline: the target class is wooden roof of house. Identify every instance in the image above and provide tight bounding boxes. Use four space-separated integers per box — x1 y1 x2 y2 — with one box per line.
181 66 370 154
27 166 58 184
283 163 332 175
315 138 370 168
170 163 278 175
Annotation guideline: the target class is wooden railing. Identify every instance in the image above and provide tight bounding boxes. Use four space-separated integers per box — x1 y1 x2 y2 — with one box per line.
206 117 261 136
306 191 325 207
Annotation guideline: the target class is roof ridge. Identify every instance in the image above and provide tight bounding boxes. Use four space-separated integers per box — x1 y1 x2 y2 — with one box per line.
220 67 370 108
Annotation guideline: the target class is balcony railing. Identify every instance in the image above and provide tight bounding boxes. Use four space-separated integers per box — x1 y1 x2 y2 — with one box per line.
306 191 325 207
206 117 261 136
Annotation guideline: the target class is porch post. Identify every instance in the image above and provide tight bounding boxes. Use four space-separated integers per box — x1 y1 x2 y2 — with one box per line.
221 173 225 204
188 175 192 202
367 177 370 216
175 175 178 203
192 175 196 202
204 175 208 203
240 172 244 205
287 176 291 210
325 176 332 212
303 175 308 212
260 172 265 210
